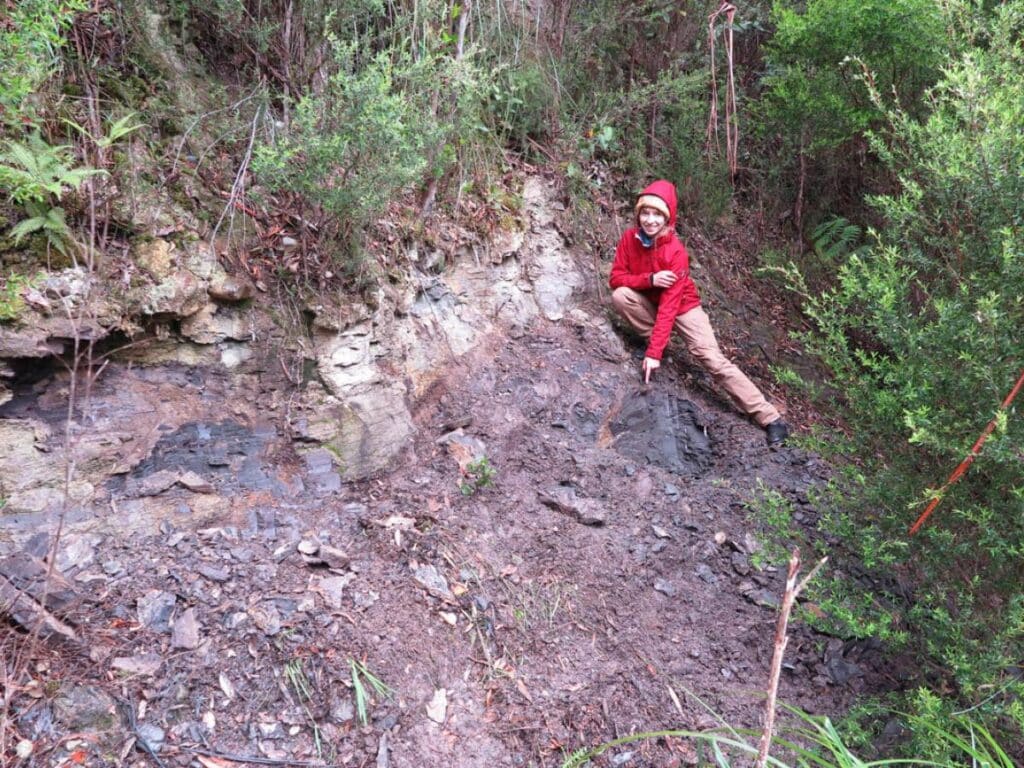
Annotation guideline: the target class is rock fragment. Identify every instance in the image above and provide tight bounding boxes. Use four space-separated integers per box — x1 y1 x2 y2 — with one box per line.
316 573 356 609
426 688 447 723
538 486 607 526
137 590 177 631
178 471 214 493
248 602 282 636
111 654 163 677
412 564 454 600
171 607 201 649
653 579 677 597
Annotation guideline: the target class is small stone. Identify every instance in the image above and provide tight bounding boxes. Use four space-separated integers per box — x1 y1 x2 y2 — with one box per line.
198 564 230 582
695 564 717 584
56 534 102 573
353 589 379 610
171 608 201 650
739 582 781 609
137 590 177 631
731 551 751 576
318 544 349 569
111 654 163 677
16 740 33 759
136 723 165 753
208 276 253 303
537 486 607 526
248 603 282 636
52 685 117 733
297 538 320 556
426 688 447 723
652 525 671 539
317 574 356 609
257 721 285 739
138 470 179 497
178 471 214 494
825 655 864 685
412 564 454 600
653 579 677 597
439 611 457 626
330 694 355 724
713 531 727 545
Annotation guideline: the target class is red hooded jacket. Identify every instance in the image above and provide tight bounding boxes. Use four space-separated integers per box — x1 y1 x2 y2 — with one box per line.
608 180 701 360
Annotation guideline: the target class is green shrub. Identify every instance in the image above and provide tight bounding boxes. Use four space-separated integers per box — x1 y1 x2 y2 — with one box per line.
0 0 86 129
757 0 950 217
785 0 1024 755
252 43 436 265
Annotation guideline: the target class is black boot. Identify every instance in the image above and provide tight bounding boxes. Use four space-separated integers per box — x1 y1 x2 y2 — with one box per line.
765 419 790 447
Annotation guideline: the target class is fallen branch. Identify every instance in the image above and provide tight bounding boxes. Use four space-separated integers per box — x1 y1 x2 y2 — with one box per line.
756 548 827 768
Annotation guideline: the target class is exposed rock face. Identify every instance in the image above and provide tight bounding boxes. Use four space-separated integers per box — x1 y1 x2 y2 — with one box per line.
0 420 94 514
0 176 585 530
132 239 227 318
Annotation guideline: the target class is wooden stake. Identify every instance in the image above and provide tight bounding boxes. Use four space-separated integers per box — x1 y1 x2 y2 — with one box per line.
756 548 827 768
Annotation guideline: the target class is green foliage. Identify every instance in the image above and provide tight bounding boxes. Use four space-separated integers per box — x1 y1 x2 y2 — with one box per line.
812 217 867 266
0 134 102 206
0 133 104 255
458 456 495 496
0 272 40 323
252 28 492 265
487 57 555 149
745 479 802 568
782 0 1024 754
0 0 86 127
762 0 947 151
758 0 950 218
63 112 145 150
561 698 1014 766
348 658 392 726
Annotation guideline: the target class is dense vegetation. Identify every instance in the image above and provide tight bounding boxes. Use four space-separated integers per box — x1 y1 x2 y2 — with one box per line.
2 0 1022 761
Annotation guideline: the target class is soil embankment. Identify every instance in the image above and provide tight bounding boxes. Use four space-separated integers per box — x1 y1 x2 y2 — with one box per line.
1 177 885 767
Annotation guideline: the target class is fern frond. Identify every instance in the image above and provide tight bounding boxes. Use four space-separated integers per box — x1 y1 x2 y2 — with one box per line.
812 215 864 262
10 215 46 243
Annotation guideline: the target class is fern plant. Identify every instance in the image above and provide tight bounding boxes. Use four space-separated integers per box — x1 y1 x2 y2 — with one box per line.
811 216 867 265
0 132 104 255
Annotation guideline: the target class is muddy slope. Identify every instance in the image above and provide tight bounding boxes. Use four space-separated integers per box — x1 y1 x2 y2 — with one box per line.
1 183 889 768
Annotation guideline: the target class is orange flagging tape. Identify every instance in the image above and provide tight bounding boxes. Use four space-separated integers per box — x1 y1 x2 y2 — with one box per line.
909 368 1024 535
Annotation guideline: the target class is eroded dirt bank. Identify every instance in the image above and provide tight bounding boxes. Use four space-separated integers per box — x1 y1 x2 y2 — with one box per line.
1 178 889 768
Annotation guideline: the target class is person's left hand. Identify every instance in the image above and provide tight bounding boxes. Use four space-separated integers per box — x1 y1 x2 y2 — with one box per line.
642 356 660 383
652 270 677 288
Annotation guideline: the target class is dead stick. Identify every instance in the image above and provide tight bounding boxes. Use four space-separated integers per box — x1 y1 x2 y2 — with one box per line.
756 548 827 768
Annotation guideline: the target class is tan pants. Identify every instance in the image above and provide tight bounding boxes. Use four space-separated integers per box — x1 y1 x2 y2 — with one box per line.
611 287 781 427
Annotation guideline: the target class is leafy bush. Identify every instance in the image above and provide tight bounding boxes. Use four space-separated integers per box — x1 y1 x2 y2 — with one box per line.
0 0 86 129
252 42 437 265
785 0 1024 755
757 0 949 216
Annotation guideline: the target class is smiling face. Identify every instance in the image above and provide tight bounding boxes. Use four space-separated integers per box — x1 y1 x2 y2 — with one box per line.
638 206 669 239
